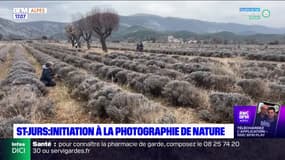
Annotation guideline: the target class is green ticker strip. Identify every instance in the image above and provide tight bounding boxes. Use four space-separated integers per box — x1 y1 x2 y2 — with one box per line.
248 15 261 20
3 139 31 160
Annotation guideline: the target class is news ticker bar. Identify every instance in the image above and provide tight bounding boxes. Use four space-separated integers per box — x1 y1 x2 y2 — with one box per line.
13 124 234 139
0 138 242 160
2 139 285 160
2 0 285 1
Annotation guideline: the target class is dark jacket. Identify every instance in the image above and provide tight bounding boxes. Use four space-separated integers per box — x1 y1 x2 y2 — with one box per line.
139 42 144 51
254 113 268 126
40 65 55 85
265 119 277 137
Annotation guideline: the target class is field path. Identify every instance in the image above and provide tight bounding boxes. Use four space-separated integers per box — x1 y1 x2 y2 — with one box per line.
23 45 93 123
0 45 14 80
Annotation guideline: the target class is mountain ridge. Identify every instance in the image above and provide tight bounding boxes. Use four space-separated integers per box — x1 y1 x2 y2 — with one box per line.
0 14 285 42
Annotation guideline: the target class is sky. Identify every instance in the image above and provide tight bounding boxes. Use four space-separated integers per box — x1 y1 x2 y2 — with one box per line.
0 1 285 28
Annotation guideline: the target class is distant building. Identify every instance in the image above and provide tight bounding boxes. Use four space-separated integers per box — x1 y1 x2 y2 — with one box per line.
168 35 183 43
186 40 198 44
143 40 153 43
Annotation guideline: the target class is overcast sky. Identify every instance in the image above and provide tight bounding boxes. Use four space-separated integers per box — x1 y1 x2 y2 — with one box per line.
0 1 285 28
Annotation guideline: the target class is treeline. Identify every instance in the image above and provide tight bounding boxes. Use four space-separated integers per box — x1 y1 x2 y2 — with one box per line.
110 28 285 45
65 8 119 52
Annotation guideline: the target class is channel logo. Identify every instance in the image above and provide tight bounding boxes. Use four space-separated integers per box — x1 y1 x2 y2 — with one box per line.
13 8 28 20
239 111 250 121
12 8 47 20
29 8 48 14
13 13 28 20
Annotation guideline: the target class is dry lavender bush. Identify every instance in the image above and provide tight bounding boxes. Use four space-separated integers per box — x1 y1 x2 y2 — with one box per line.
247 52 285 62
30 43 285 123
199 92 252 122
268 84 285 102
162 80 207 108
92 42 239 58
237 79 269 101
26 46 175 124
185 71 236 92
32 44 205 107
236 62 284 80
0 46 54 138
0 116 30 138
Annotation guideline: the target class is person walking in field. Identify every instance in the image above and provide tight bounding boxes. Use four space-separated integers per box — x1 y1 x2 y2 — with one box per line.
40 61 56 87
136 41 144 52
139 41 144 52
136 42 140 52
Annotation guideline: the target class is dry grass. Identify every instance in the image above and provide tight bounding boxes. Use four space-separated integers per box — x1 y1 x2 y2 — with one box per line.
120 84 136 92
87 47 127 55
147 96 206 123
172 107 206 123
43 82 92 123
0 46 13 80
0 45 6 50
52 42 127 55
23 47 42 76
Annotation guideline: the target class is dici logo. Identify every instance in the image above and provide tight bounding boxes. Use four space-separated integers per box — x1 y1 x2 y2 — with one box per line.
262 9 270 18
2 139 31 160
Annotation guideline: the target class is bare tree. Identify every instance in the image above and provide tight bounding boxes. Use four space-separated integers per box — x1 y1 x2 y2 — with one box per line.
89 8 119 52
65 24 82 48
74 15 93 49
65 24 75 47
